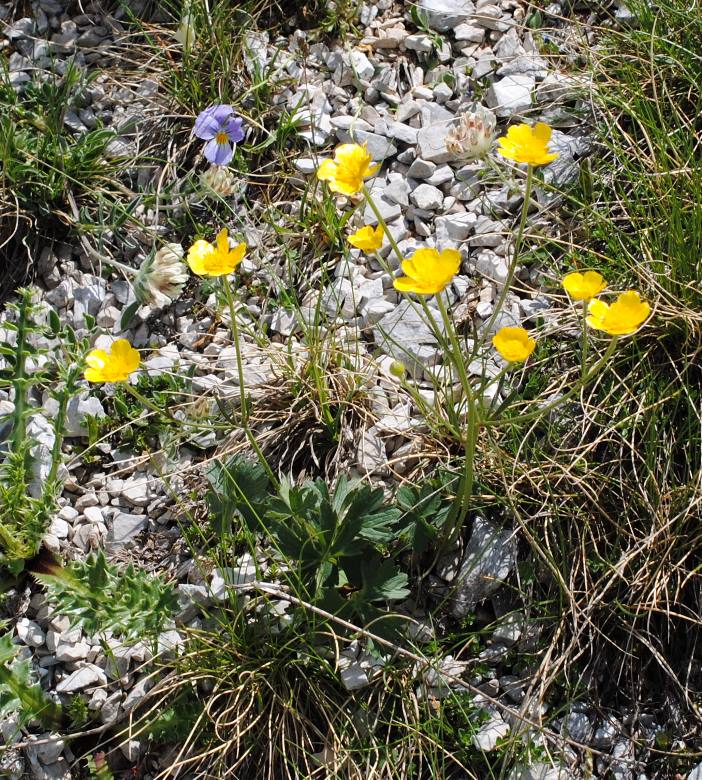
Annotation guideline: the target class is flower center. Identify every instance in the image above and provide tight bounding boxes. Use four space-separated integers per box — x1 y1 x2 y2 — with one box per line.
215 131 229 144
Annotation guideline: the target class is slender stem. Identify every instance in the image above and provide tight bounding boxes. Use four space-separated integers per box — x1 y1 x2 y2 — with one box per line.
434 293 479 539
362 185 404 267
485 336 619 428
221 276 278 486
100 256 138 278
47 379 73 485
581 299 589 380
481 164 534 340
123 383 173 420
435 294 473 405
221 275 248 425
372 249 393 277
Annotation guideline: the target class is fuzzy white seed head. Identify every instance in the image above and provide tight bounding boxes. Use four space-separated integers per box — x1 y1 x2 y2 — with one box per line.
134 243 188 307
200 165 238 197
445 106 497 160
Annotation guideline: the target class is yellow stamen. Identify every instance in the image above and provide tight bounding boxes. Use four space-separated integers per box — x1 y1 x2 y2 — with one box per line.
216 132 228 144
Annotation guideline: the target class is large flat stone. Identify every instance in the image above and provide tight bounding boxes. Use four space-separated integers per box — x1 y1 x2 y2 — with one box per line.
418 0 475 31
417 120 456 164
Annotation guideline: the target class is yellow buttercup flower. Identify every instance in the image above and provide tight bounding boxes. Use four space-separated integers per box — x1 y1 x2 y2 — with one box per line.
497 123 559 166
563 271 607 302
492 327 536 363
186 228 246 277
84 339 140 383
316 143 380 195
586 291 650 336
348 225 384 252
393 248 461 296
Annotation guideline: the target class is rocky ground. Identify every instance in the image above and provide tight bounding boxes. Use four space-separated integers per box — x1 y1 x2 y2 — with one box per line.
0 0 699 778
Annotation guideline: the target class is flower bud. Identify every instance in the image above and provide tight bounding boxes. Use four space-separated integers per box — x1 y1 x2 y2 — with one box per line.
389 360 406 379
175 2 196 53
445 106 496 161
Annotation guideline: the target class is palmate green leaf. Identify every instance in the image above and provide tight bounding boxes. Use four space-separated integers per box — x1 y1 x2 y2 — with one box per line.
396 480 452 555
360 558 410 602
205 455 270 534
340 481 401 545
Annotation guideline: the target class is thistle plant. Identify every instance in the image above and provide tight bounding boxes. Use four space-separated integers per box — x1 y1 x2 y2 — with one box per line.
36 550 177 641
0 631 62 728
0 290 83 573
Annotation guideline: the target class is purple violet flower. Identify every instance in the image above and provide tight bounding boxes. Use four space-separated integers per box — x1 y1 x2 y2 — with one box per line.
193 104 245 166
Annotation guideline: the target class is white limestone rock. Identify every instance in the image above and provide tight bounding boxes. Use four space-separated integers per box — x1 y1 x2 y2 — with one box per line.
485 74 535 117
438 515 517 617
418 0 475 31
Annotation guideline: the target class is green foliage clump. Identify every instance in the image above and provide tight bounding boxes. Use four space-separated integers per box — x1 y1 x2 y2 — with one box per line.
0 630 62 728
206 455 452 635
37 550 178 641
0 289 84 573
0 61 118 218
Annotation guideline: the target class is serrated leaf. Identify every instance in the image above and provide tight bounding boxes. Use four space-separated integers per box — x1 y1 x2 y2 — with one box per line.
206 455 270 534
361 558 410 602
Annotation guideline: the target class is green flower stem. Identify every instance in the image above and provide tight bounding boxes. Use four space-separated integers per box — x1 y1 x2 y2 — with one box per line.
485 336 619 428
362 185 404 267
221 275 278 486
581 300 589 380
435 293 479 538
101 257 139 277
482 164 534 341
435 293 473 406
122 383 173 420
371 249 393 277
221 275 247 425
47 369 80 485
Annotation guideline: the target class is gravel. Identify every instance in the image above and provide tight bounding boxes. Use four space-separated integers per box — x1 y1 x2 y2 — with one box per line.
0 0 608 774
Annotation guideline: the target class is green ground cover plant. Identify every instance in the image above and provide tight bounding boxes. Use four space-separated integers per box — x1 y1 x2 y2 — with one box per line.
1 0 702 777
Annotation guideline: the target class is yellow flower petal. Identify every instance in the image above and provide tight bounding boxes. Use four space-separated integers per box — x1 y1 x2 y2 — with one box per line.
605 291 650 335
84 366 107 383
348 225 384 252
497 122 559 166
315 143 378 194
187 239 215 275
563 271 607 301
85 350 108 370
216 228 229 255
316 159 338 182
228 243 247 269
586 291 649 335
393 248 460 296
84 340 140 383
187 232 245 276
393 275 424 293
586 298 609 330
533 122 552 144
492 327 536 363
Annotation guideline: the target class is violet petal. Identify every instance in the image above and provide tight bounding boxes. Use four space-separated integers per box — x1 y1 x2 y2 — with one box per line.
223 116 245 143
193 104 235 139
204 138 233 165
